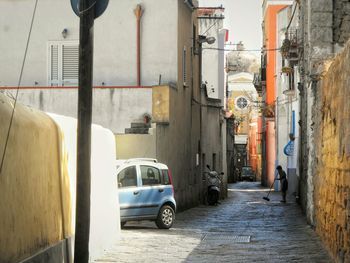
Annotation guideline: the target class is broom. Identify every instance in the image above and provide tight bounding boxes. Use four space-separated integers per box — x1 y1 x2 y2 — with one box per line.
263 172 278 201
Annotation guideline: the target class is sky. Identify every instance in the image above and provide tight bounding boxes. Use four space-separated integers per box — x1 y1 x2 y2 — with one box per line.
199 0 263 52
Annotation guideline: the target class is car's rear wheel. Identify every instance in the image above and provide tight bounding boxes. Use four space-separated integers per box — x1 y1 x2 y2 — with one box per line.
156 205 175 229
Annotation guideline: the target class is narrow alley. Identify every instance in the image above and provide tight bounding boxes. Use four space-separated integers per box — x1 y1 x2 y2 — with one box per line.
95 183 332 263
2 0 350 262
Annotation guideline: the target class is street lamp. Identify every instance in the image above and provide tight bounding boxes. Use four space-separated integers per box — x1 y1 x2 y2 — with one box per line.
198 35 216 45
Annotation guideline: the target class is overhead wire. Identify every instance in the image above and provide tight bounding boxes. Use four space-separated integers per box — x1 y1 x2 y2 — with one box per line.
203 47 281 52
203 1 299 53
286 3 298 31
200 19 219 36
0 0 39 176
78 1 96 16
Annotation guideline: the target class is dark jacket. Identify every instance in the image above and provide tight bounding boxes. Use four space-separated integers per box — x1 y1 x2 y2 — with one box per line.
278 170 288 192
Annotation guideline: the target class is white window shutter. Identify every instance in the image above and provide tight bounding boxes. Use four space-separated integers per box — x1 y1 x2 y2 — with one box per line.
49 44 59 86
48 41 78 86
62 44 79 86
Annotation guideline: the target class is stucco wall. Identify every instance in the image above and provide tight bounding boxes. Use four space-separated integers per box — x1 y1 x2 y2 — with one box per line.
0 93 119 262
153 2 202 211
0 93 71 262
201 99 225 198
15 88 152 134
313 42 350 263
200 15 224 100
116 130 156 159
0 0 178 87
48 114 120 261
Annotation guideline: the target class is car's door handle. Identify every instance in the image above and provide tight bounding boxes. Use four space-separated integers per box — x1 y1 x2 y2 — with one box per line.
133 191 139 195
158 188 164 193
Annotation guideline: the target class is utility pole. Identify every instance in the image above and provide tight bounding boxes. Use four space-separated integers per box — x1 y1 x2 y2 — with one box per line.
70 0 108 261
75 0 94 262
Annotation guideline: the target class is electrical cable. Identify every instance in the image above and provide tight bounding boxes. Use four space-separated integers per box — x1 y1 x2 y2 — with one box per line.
286 3 298 31
0 0 39 176
203 47 281 52
200 19 219 36
78 1 96 16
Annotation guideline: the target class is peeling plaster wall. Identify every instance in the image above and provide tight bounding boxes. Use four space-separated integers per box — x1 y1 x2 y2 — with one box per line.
298 0 350 261
298 0 334 224
334 0 350 46
313 42 350 263
16 88 152 134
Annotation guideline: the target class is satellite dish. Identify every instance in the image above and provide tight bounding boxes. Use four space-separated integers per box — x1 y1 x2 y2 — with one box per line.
71 0 109 19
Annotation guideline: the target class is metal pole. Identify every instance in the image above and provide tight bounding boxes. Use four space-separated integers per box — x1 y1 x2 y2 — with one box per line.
74 0 94 262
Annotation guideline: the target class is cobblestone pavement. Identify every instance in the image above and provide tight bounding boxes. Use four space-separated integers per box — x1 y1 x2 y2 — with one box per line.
94 182 333 263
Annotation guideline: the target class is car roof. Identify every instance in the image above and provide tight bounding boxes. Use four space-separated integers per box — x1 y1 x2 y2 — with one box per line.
116 159 168 170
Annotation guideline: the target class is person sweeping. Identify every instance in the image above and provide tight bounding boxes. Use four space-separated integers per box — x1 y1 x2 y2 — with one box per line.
276 165 288 203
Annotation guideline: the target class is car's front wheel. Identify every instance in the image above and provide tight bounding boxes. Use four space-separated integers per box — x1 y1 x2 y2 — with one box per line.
156 205 175 229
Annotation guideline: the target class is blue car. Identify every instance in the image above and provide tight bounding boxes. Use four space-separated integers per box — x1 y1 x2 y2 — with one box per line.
116 158 176 229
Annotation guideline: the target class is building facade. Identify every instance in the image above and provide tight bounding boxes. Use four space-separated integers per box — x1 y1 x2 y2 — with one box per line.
228 72 260 180
258 0 350 261
0 0 214 210
261 0 293 187
275 4 300 198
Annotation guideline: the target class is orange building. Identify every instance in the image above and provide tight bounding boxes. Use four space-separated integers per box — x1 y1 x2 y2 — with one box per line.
262 0 292 186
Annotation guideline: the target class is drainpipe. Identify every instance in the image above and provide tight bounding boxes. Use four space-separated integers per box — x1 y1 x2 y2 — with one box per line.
184 0 195 11
134 5 143 86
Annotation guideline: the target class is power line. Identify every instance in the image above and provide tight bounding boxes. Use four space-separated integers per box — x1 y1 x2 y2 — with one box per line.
286 3 298 31
203 47 281 52
200 19 219 36
0 0 38 176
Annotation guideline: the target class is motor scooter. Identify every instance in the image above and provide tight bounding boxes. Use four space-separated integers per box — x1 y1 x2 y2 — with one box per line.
205 165 223 205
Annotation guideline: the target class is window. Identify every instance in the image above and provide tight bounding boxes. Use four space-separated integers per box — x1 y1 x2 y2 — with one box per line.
235 96 249 110
182 46 187 86
161 170 171 185
118 166 137 188
48 41 79 86
140 166 161 186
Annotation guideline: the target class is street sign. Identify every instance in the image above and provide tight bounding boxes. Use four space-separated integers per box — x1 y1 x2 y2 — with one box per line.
71 0 109 19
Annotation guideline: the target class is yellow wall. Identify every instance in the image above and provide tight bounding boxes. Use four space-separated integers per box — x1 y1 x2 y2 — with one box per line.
314 42 350 262
152 85 170 124
0 94 71 262
116 131 156 159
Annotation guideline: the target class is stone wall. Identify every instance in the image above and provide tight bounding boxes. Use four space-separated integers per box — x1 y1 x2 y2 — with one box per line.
298 0 334 224
334 0 350 46
313 42 350 263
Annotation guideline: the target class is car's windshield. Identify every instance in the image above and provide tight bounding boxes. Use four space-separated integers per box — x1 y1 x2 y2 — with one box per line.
242 167 252 174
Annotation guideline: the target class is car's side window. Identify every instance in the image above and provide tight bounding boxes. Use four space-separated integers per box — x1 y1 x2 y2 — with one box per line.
118 166 137 188
140 165 161 186
161 169 171 185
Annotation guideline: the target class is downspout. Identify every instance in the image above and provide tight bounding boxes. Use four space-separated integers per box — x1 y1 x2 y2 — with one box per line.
184 0 195 11
134 5 143 86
